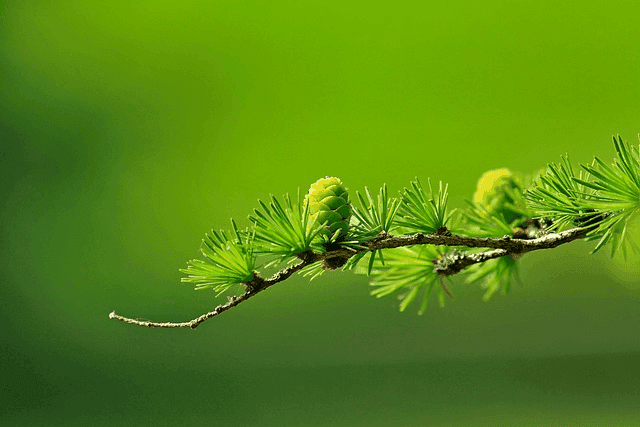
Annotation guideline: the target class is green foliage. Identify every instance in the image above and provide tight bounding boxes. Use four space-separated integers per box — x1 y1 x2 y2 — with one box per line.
466 168 534 238
461 171 530 300
395 178 454 234
525 135 640 257
524 155 597 232
355 245 451 314
345 184 401 274
473 169 531 224
465 255 520 301
577 136 640 256
463 200 517 238
180 220 256 295
179 135 639 312
352 184 400 235
249 189 326 260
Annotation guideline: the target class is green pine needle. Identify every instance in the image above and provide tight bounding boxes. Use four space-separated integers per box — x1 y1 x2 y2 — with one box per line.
249 189 326 260
344 183 401 271
576 136 640 256
465 255 520 301
395 178 453 234
526 135 640 257
355 245 446 314
299 261 326 281
462 200 517 238
524 154 597 232
180 219 256 296
351 183 401 235
579 136 640 209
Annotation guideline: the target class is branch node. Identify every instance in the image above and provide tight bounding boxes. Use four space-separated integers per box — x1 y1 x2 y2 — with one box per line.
295 250 315 262
435 226 452 236
322 256 350 270
245 272 267 293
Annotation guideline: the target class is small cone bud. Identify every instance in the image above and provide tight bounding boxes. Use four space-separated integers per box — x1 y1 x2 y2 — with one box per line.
305 176 351 239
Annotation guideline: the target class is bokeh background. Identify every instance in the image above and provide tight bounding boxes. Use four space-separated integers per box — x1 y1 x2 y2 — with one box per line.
2 1 640 425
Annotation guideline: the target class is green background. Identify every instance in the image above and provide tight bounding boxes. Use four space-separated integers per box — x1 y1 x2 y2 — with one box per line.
2 1 640 425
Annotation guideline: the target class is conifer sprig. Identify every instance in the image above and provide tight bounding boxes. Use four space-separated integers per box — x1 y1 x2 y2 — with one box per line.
395 178 453 234
180 220 256 295
525 135 640 256
346 184 401 274
462 200 515 238
352 184 401 235
524 155 596 232
575 136 640 256
458 170 528 300
249 189 326 260
357 245 447 315
465 255 520 301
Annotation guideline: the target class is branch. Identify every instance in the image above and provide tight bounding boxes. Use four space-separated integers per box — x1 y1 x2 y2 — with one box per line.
435 227 589 275
109 226 589 329
109 256 315 329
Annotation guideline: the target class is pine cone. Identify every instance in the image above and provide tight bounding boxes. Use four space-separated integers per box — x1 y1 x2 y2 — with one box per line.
473 168 522 223
305 176 351 239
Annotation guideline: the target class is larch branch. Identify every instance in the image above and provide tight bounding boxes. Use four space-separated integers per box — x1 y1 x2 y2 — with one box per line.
109 226 589 329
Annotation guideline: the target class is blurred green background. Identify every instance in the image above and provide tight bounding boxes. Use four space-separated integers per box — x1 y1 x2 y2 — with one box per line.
2 0 640 425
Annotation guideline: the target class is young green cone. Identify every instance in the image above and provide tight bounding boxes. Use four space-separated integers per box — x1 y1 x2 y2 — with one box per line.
473 168 523 224
305 176 351 239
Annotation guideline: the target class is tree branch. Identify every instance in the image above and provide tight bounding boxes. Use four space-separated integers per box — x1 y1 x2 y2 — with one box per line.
109 256 315 329
109 226 589 329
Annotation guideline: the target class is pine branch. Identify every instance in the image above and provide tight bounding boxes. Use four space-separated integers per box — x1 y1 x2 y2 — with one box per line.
109 259 310 329
109 134 639 327
108 226 588 329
